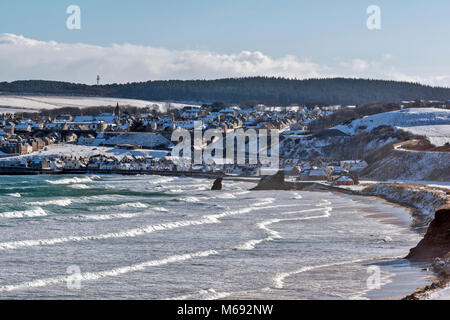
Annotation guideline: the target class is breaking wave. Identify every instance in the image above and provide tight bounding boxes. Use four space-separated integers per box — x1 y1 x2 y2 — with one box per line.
148 177 176 185
170 288 231 300
0 250 218 292
180 196 207 203
0 198 276 250
272 258 372 289
0 207 47 219
46 177 97 185
6 193 21 198
69 184 90 190
27 199 73 207
235 203 332 251
119 202 148 209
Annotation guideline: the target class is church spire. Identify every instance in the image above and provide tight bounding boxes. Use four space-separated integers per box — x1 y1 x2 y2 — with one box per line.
114 103 121 124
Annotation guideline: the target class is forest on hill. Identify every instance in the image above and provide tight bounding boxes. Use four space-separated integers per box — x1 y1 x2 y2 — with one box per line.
1 77 450 106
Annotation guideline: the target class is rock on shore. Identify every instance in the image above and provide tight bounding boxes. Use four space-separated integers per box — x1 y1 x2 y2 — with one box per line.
211 177 223 190
251 170 290 190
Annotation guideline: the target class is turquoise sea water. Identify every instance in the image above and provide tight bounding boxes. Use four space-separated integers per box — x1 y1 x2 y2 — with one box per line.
0 175 433 299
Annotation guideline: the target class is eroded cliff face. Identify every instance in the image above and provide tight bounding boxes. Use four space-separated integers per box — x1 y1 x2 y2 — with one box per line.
407 206 450 260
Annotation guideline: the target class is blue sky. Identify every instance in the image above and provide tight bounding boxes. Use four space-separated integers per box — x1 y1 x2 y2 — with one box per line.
0 0 449 86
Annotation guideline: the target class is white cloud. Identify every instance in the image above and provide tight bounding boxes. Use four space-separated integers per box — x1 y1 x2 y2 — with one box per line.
0 33 448 88
340 58 372 72
0 33 329 84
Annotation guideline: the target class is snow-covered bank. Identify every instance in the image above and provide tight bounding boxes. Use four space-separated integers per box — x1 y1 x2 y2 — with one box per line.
427 285 450 299
362 183 449 224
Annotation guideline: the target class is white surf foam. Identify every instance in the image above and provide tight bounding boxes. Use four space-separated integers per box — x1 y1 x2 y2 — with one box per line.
235 204 332 250
69 184 90 190
171 288 232 300
180 196 207 203
0 198 276 250
153 207 168 212
73 206 167 221
6 193 21 198
148 177 176 185
273 258 371 289
168 188 183 193
46 177 95 185
0 207 47 219
0 250 218 292
119 202 148 209
74 213 141 221
216 193 236 199
27 199 73 207
0 215 221 250
292 192 303 199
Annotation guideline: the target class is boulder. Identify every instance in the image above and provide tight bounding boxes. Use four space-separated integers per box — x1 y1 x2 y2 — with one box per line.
406 206 450 260
211 177 223 190
251 170 290 190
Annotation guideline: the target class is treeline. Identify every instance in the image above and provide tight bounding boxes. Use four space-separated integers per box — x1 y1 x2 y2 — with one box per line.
1 77 450 106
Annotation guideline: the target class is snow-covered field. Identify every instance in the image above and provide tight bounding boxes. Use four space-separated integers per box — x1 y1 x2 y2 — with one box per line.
334 108 450 146
0 95 200 112
0 144 169 161
85 132 171 149
400 125 450 147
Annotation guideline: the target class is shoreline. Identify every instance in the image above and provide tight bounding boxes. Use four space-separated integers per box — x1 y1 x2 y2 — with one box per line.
1 171 447 300
296 182 450 300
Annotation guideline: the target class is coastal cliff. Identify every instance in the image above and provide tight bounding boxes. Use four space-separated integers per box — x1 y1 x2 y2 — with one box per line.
403 206 450 300
406 206 450 260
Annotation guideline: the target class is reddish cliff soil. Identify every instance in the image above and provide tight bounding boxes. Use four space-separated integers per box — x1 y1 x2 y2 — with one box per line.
407 205 450 260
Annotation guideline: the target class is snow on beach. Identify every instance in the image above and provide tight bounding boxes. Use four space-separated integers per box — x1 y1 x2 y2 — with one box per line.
334 108 450 146
427 285 450 300
362 183 448 219
0 95 200 113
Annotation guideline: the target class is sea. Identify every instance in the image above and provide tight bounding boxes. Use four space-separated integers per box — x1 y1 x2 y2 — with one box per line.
0 174 434 300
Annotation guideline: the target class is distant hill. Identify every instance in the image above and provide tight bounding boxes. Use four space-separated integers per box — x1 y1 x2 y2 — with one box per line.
1 77 450 106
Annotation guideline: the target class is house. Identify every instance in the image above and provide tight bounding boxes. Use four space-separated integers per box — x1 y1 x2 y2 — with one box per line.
308 168 328 180
334 176 354 186
340 160 368 172
14 124 32 133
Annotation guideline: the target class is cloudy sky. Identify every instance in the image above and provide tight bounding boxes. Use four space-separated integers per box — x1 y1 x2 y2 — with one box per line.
0 0 449 86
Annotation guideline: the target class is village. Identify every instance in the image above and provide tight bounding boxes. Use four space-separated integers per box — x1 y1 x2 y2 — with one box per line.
0 102 375 185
